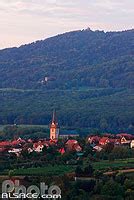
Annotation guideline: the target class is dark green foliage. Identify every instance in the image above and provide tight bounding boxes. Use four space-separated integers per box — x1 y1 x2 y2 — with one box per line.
1 125 49 139
0 88 133 132
115 173 126 185
101 180 124 197
0 29 133 131
76 179 96 192
84 164 94 176
75 166 83 176
0 29 133 89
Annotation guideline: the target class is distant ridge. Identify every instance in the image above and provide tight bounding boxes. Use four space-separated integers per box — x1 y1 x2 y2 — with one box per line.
0 28 133 89
0 29 133 131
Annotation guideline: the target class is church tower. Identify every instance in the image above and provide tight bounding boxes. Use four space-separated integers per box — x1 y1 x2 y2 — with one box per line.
50 110 59 140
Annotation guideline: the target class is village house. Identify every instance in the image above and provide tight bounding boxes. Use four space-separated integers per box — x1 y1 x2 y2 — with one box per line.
115 133 134 146
93 145 103 152
28 147 33 153
116 133 134 145
0 138 25 155
33 143 44 153
99 137 110 146
120 136 131 145
33 141 49 153
116 133 134 140
130 140 134 148
88 136 100 144
65 139 82 152
114 139 121 145
8 148 22 157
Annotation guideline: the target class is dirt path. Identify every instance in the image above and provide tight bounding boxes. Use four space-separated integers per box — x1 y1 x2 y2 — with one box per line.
104 168 134 175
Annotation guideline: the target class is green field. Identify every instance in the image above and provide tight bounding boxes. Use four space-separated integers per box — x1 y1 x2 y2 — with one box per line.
6 158 134 176
8 165 74 176
92 158 134 171
1 159 134 177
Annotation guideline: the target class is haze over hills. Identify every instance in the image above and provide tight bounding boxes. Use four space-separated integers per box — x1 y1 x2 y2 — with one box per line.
0 29 134 133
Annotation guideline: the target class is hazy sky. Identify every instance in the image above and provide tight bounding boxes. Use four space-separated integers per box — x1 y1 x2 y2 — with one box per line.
0 0 133 49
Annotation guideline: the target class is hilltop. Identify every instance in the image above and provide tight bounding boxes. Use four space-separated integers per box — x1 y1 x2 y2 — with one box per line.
0 29 133 132
0 28 133 89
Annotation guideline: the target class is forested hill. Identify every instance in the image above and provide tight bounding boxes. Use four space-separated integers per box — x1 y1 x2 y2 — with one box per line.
0 29 133 89
0 29 134 132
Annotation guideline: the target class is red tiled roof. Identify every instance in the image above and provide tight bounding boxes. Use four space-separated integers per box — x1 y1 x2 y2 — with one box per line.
33 143 44 149
73 144 82 152
28 139 33 143
0 141 11 146
17 138 25 143
99 137 109 145
49 139 58 144
66 140 78 145
0 147 6 152
33 141 49 149
11 140 20 145
116 133 134 139
88 136 100 143
59 148 65 154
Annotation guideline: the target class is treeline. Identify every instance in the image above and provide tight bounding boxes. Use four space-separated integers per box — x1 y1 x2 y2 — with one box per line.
0 88 133 133
0 125 49 140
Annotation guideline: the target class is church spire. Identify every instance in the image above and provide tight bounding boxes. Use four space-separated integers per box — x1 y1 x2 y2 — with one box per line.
50 110 59 140
52 109 56 123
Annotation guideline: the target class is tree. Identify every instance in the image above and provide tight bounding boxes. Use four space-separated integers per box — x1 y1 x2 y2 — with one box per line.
75 166 83 177
94 170 103 179
104 143 114 154
101 180 124 197
124 179 134 190
84 145 93 156
115 173 126 185
84 164 94 176
76 180 96 192
111 146 129 159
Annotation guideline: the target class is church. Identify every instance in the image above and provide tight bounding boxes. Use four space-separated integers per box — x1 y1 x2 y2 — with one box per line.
50 111 79 140
50 110 60 140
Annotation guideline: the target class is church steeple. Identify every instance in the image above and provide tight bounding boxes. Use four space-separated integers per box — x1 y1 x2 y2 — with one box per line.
50 110 59 140
52 109 56 123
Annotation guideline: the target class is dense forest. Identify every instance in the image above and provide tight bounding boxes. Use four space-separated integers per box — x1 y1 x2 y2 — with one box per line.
0 29 133 89
0 28 133 132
